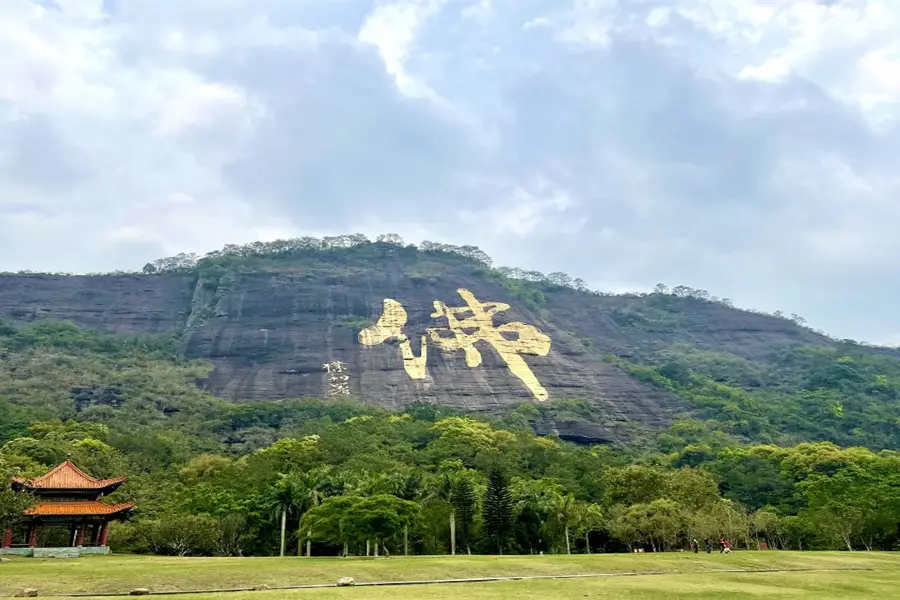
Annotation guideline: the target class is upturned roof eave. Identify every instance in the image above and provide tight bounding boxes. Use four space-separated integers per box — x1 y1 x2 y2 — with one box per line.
24 501 136 517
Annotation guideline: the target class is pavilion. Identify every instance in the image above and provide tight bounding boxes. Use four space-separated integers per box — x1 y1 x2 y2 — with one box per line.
2 460 134 557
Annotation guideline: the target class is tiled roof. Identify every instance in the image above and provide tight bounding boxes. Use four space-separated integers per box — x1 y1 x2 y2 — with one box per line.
12 460 126 490
25 501 135 517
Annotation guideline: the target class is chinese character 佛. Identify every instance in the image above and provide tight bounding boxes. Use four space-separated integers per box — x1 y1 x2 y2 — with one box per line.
358 289 551 401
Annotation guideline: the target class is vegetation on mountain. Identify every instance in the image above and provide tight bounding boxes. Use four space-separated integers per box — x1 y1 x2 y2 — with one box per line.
611 341 900 449
1 319 900 554
3 235 900 555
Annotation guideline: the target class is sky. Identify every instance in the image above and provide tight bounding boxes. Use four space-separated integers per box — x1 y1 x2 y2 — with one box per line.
1 0 899 346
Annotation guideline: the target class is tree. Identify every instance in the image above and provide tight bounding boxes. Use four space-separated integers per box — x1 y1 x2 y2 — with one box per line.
799 464 890 551
361 470 423 555
425 460 482 555
602 465 668 507
375 233 405 246
665 467 720 510
136 515 219 556
342 495 419 556
450 478 477 554
609 499 685 552
302 495 419 556
291 469 327 557
216 514 252 557
573 503 604 554
553 493 578 555
751 508 781 550
509 477 567 553
423 472 457 555
700 499 751 549
265 472 308 557
483 468 515 554
300 496 357 555
779 515 816 551
547 272 573 287
0 465 36 539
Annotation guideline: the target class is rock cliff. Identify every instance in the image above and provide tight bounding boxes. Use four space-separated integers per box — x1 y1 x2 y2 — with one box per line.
0 243 864 444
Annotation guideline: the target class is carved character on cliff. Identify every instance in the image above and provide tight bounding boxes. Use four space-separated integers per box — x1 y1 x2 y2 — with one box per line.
359 289 551 401
322 360 351 396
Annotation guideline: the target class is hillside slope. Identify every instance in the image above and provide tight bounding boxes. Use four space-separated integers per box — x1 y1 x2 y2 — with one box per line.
2 236 899 448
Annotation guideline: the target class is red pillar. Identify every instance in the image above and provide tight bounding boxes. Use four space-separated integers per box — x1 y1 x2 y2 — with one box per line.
2 528 12 548
90 523 101 547
28 525 38 548
98 523 110 547
75 523 85 547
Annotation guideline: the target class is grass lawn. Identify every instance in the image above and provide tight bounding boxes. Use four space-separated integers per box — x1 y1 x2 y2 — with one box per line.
2 552 898 599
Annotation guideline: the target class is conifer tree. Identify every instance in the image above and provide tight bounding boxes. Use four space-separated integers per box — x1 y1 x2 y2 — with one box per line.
482 468 514 554
451 478 477 554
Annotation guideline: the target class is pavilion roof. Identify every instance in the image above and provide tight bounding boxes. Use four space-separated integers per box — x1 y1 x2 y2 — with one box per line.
24 501 135 517
12 460 126 491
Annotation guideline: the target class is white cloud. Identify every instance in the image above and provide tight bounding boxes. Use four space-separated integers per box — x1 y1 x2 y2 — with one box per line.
1 0 899 343
358 0 448 96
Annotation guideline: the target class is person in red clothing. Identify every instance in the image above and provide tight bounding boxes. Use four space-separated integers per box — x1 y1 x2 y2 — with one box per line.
720 538 731 554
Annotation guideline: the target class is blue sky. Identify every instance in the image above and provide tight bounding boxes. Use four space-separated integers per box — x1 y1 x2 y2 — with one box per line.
1 0 898 345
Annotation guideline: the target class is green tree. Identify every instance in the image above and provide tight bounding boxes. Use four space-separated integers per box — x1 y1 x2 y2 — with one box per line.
483 468 515 554
300 496 357 555
450 477 477 554
265 472 308 557
602 465 668 506
135 515 220 556
799 463 894 551
0 464 36 540
216 513 253 557
302 495 419 556
552 493 578 554
609 499 685 552
510 477 564 554
573 502 604 554
751 508 782 550
290 469 327 557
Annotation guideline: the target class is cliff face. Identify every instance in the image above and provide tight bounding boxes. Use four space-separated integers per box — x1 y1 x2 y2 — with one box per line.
0 248 850 444
0 274 195 333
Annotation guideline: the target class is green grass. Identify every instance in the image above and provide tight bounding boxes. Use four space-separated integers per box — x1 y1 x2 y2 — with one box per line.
261 570 900 600
172 571 900 600
2 552 898 598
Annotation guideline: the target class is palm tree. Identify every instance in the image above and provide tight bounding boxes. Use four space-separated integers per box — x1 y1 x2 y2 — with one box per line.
575 503 604 554
553 493 577 554
294 469 327 557
265 473 305 557
511 478 562 554
423 473 457 555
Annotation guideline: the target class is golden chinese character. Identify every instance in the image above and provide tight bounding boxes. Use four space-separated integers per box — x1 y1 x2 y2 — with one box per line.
428 289 551 401
359 290 552 401
358 299 428 379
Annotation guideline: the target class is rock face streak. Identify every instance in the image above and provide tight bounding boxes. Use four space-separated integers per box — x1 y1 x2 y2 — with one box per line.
0 251 837 443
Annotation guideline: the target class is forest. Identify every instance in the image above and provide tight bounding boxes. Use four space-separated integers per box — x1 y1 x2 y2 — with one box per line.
3 236 900 555
2 320 900 556
3 405 899 556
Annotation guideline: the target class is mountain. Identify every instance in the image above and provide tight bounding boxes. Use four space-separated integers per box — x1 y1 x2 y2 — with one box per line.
2 235 900 449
